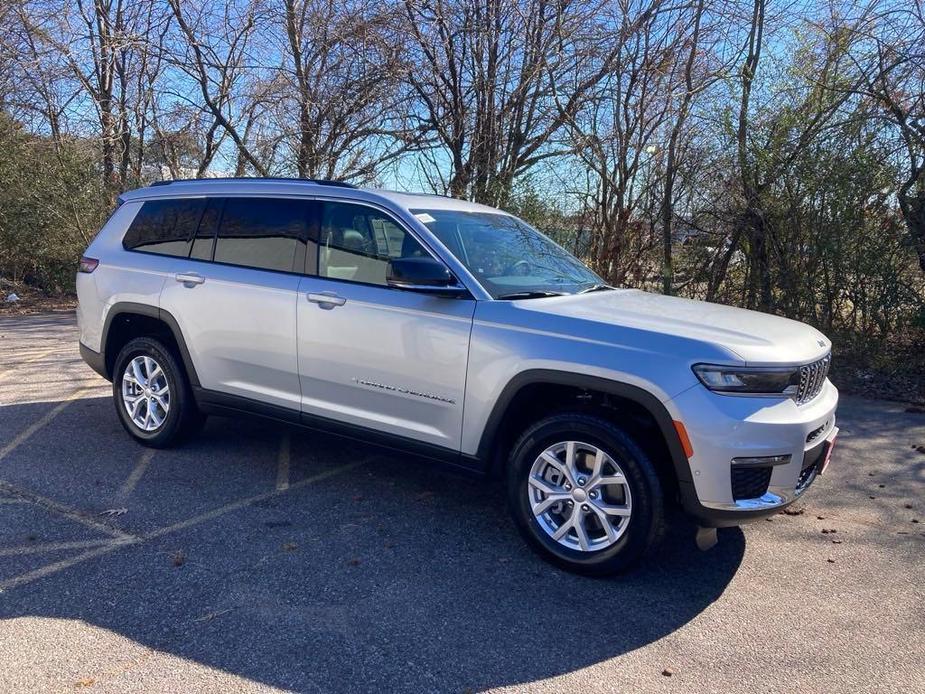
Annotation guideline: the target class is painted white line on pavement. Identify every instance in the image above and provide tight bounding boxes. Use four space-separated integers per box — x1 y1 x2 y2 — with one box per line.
116 448 156 502
276 433 291 491
0 538 118 557
0 387 96 463
0 459 367 592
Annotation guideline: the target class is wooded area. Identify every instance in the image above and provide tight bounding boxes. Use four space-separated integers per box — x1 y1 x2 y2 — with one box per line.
0 0 923 379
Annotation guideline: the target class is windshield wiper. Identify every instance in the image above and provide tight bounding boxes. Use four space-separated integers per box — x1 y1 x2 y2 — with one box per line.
497 290 568 300
578 283 615 294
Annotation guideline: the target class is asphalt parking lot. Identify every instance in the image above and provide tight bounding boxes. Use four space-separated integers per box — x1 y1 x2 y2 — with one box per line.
0 312 923 693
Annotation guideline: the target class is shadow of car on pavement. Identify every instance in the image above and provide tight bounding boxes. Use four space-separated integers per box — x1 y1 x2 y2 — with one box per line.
0 396 745 692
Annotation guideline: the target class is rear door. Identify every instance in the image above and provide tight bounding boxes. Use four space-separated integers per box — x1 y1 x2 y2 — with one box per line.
296 200 475 450
159 196 309 411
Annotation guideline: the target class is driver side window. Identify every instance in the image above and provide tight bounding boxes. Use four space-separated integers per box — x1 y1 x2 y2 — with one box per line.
319 202 426 286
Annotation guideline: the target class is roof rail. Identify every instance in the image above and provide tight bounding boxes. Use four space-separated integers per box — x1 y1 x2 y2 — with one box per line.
149 177 356 189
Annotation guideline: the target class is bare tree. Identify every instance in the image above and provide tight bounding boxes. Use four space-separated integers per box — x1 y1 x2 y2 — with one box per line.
166 0 269 176
845 1 925 274
273 0 416 182
564 0 690 285
659 0 707 295
13 0 165 190
401 0 609 205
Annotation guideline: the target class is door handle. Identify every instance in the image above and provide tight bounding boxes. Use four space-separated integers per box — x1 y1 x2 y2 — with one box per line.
175 272 205 286
307 292 346 308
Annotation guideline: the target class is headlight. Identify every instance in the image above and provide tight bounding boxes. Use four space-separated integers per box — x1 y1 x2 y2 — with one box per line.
692 364 800 397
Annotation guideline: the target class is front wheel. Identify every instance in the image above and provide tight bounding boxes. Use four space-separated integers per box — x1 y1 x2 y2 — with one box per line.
506 413 665 576
112 336 203 448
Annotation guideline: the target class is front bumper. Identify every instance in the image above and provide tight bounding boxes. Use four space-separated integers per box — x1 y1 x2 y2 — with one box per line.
668 379 839 527
79 341 109 380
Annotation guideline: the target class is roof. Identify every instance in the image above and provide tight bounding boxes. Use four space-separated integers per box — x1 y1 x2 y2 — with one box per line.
118 178 507 216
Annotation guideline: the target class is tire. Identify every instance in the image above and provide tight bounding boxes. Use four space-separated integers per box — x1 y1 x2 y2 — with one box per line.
506 412 665 576
112 336 204 448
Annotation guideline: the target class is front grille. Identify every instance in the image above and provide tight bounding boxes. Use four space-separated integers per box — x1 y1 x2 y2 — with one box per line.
731 466 773 500
797 354 831 404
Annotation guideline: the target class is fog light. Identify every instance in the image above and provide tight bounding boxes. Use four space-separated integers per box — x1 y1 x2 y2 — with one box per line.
731 454 791 467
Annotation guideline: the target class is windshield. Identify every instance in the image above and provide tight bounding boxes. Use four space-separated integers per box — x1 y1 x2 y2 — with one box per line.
410 209 603 299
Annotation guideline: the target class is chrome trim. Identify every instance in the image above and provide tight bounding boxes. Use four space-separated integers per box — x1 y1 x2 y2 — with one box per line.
731 454 791 467
700 487 795 512
796 354 831 404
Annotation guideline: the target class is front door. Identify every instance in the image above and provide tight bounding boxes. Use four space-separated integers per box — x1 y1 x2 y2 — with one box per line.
296 200 475 450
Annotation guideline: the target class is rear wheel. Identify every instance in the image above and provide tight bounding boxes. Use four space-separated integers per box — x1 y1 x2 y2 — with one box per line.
112 337 203 447
507 412 665 575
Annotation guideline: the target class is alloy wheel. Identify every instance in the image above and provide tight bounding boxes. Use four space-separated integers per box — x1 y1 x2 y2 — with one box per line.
121 355 170 432
528 440 632 552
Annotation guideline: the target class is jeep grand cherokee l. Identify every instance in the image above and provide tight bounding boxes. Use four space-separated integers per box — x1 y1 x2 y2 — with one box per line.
77 178 838 575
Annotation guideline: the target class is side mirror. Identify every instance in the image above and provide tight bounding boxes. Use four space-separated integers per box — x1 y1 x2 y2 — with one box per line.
387 257 468 297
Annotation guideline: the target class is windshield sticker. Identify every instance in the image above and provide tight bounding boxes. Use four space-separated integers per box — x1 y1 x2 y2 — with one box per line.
414 213 436 224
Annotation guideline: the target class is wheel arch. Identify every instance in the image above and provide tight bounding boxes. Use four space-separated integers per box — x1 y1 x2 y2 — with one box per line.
100 302 199 387
477 370 694 498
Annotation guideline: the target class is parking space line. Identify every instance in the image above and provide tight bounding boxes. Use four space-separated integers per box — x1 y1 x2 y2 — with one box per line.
0 481 137 541
145 459 366 541
276 433 290 491
0 386 96 463
116 449 156 502
0 538 118 557
0 459 368 592
0 539 139 592
0 346 62 382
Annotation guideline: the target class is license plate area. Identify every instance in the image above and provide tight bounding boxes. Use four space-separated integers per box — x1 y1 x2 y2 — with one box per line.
797 427 837 492
817 428 838 475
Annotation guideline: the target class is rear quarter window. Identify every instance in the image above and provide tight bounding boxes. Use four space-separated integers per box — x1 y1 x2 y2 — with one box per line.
122 198 206 257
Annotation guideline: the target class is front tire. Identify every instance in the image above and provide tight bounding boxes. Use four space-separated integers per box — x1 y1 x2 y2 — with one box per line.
112 336 201 448
506 412 665 576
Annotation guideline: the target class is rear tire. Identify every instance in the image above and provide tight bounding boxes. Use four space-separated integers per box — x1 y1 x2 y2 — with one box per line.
112 336 203 448
506 412 665 576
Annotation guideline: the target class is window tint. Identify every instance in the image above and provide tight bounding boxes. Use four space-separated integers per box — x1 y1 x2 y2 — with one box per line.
123 198 205 257
213 198 310 273
319 202 427 285
190 197 222 261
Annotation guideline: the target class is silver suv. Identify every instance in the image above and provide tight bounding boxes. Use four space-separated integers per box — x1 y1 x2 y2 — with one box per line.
77 178 838 574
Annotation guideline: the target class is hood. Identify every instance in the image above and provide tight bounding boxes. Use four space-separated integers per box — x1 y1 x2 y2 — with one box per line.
513 289 831 365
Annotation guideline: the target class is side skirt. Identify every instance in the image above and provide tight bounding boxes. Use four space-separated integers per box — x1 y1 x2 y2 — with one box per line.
192 387 488 477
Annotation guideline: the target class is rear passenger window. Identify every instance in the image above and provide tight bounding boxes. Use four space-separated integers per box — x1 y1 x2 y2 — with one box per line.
214 198 310 273
122 198 205 257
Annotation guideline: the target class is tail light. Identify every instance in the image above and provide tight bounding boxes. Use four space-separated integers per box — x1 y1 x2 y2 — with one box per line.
78 256 99 273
